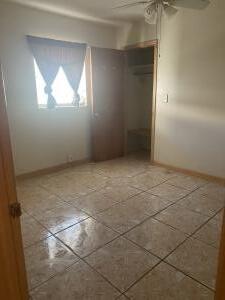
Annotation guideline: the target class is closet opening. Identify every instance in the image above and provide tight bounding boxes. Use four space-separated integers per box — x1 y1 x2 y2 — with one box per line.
124 41 157 162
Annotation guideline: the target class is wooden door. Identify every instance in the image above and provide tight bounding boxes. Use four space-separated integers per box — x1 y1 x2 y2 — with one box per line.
215 209 225 300
91 48 125 161
0 66 28 299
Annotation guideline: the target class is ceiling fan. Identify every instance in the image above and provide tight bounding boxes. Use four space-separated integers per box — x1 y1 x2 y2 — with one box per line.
114 0 210 24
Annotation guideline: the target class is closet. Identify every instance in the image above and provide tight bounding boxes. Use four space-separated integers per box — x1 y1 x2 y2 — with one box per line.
91 44 156 161
124 47 154 156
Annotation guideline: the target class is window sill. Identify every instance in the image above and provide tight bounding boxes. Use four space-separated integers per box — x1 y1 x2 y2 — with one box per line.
38 104 88 110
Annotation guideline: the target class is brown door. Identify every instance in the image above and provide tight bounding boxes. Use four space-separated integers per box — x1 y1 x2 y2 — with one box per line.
91 48 125 161
0 66 28 299
215 209 225 300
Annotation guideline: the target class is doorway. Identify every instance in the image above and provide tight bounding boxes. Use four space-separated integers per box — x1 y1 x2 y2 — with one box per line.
124 46 154 160
90 40 158 163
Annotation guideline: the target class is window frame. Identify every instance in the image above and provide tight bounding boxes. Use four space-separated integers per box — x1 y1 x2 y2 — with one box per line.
34 49 91 110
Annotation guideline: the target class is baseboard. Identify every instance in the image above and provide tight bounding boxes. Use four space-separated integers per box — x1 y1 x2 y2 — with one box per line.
16 158 91 181
16 158 225 186
153 160 225 186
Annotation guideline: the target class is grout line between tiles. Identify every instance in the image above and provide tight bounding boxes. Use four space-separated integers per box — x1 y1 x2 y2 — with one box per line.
27 198 222 295
19 157 222 297
101 185 202 239
67 188 146 216
29 260 80 293
26 213 92 238
160 206 225 253
122 259 163 295
83 187 221 295
164 261 215 292
48 181 222 263
27 230 123 295
51 234 124 295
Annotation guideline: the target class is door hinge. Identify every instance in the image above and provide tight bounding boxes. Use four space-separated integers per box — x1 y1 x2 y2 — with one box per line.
10 202 22 218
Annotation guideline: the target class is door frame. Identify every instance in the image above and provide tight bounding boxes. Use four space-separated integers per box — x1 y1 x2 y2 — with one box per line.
124 39 158 162
215 209 225 300
0 65 29 299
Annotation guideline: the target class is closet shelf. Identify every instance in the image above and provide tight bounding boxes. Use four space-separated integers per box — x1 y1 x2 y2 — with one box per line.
134 72 153 76
130 64 154 76
128 128 151 137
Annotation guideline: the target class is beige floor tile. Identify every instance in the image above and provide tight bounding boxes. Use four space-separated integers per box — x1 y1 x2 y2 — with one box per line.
149 183 190 202
56 218 118 257
197 182 225 202
17 185 50 201
167 174 207 191
69 172 109 190
145 165 177 176
17 174 53 187
125 192 172 216
18 155 222 299
35 203 89 233
95 160 146 178
17 184 50 200
47 168 75 178
40 176 94 198
95 193 170 233
25 236 79 290
117 296 129 300
85 237 159 292
214 210 224 224
193 217 223 248
126 262 214 300
20 192 65 217
21 213 51 248
179 191 225 216
128 171 170 191
95 203 148 234
103 185 141 202
67 185 140 215
66 190 119 215
155 203 210 234
166 238 219 289
125 218 187 258
105 176 140 188
31 261 120 300
68 162 98 174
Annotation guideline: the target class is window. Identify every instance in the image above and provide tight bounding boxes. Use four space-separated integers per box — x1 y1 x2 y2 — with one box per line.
34 60 87 108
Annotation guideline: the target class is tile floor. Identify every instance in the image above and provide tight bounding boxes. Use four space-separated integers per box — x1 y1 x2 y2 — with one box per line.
17 153 225 299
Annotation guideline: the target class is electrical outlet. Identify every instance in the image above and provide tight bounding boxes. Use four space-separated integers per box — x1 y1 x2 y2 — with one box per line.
67 155 73 163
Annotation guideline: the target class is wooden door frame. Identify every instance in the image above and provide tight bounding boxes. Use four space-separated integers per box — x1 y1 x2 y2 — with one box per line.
0 65 29 299
215 209 225 300
124 39 158 162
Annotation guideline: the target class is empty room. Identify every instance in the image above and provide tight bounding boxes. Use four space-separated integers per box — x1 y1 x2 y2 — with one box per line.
0 0 225 299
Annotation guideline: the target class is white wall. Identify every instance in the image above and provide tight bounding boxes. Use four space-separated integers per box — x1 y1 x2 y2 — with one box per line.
118 0 225 178
0 2 117 175
117 20 156 49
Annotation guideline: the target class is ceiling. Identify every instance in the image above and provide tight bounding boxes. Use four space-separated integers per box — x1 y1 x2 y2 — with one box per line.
7 0 148 26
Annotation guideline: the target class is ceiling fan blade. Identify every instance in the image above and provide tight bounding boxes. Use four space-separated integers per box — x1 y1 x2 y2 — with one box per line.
164 5 178 16
145 5 157 24
173 0 210 10
113 1 150 9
